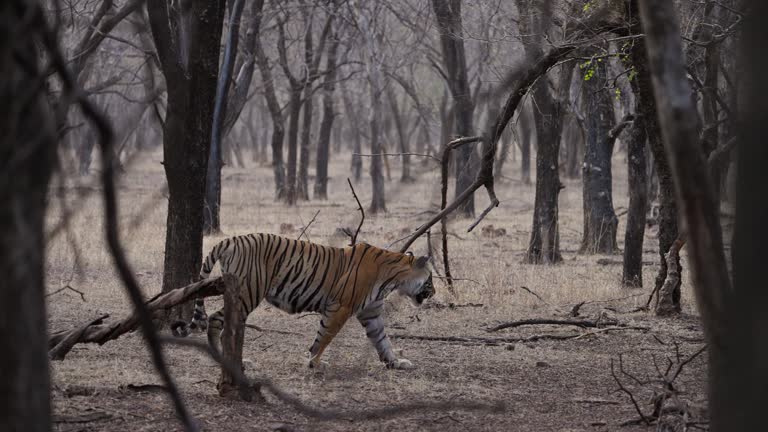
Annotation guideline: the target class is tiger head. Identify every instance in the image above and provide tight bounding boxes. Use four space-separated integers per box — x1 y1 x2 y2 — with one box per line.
391 253 434 306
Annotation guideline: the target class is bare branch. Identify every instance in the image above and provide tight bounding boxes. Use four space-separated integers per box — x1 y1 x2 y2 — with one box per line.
347 178 364 246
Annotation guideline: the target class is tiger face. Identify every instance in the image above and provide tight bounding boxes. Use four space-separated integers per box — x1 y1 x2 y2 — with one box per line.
392 255 434 306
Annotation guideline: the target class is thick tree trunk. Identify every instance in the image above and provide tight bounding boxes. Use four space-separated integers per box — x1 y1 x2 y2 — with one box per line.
0 9 55 427
626 0 681 312
622 115 648 286
148 0 226 320
580 54 618 254
314 30 339 200
432 0 476 218
563 114 584 179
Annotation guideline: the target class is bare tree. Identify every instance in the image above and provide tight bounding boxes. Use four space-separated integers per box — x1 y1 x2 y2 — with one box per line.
148 0 226 319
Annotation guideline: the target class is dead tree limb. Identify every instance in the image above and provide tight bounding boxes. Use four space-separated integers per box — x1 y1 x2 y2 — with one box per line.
611 357 651 425
488 317 622 332
49 314 109 360
48 276 235 355
296 210 320 241
347 178 364 246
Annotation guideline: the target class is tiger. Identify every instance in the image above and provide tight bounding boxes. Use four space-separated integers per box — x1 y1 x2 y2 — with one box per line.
172 233 434 370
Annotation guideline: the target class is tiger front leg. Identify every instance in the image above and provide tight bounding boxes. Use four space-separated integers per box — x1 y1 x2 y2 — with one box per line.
308 306 351 369
357 309 414 370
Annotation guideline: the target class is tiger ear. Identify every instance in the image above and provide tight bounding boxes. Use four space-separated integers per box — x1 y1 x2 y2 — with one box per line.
405 251 414 257
414 256 429 269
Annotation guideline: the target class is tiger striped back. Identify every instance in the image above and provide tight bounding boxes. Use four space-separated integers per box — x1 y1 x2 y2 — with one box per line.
181 233 434 370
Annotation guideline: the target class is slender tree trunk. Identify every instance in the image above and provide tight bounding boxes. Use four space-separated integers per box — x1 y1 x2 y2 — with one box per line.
519 101 533 183
204 0 246 235
386 85 414 182
626 0 681 312
357 5 386 213
341 83 363 181
622 115 648 286
0 7 55 426
254 30 286 198
580 54 618 254
285 90 302 205
432 0 476 218
148 0 226 320
314 28 339 200
298 85 313 201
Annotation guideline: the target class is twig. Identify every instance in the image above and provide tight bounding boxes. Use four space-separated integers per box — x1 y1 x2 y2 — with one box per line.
669 345 707 384
296 210 320 241
610 358 651 425
347 178 364 246
245 323 303 336
517 285 548 304
46 284 87 302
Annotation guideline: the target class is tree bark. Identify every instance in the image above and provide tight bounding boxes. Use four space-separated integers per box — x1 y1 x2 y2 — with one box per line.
580 53 618 254
285 89 302 205
148 0 226 320
0 6 55 427
622 114 648 286
519 102 533 183
432 0 476 218
341 82 363 181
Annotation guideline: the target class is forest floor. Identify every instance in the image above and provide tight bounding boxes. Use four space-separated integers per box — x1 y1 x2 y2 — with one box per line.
46 150 711 431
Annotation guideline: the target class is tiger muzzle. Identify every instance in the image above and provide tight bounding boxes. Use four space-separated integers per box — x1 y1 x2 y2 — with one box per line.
414 277 435 305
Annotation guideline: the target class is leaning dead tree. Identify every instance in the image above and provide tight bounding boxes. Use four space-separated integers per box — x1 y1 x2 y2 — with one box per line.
398 3 625 254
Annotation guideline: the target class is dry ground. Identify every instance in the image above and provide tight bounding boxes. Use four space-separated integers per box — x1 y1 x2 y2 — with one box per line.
46 149 708 431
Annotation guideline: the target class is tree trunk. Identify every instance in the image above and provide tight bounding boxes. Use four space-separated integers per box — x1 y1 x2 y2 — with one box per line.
148 0 226 320
580 54 618 254
0 7 55 426
357 5 386 213
622 115 648 286
386 85 414 182
285 90 302 205
432 0 476 218
313 30 339 200
254 27 286 198
519 101 533 183
341 82 363 181
298 85 313 201
626 0 681 312
204 0 246 235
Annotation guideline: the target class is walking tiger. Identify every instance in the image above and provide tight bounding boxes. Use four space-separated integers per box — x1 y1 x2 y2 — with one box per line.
172 233 434 369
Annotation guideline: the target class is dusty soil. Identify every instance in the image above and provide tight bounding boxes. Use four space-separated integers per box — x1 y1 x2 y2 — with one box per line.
46 150 708 431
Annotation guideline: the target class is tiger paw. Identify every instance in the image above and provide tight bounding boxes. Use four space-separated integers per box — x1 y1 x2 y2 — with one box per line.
387 358 414 370
308 358 330 371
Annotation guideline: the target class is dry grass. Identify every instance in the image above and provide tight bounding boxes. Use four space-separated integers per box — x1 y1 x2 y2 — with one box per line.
46 149 707 431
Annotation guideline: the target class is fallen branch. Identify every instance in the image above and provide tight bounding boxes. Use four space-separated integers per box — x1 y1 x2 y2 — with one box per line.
347 178 364 246
488 317 621 332
392 327 648 346
48 275 236 354
611 357 651 426
49 314 109 360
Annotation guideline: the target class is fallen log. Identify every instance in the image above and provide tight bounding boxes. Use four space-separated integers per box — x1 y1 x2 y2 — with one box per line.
487 317 621 332
48 274 237 359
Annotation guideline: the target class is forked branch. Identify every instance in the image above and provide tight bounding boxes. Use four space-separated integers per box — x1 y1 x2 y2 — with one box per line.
347 178 364 246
